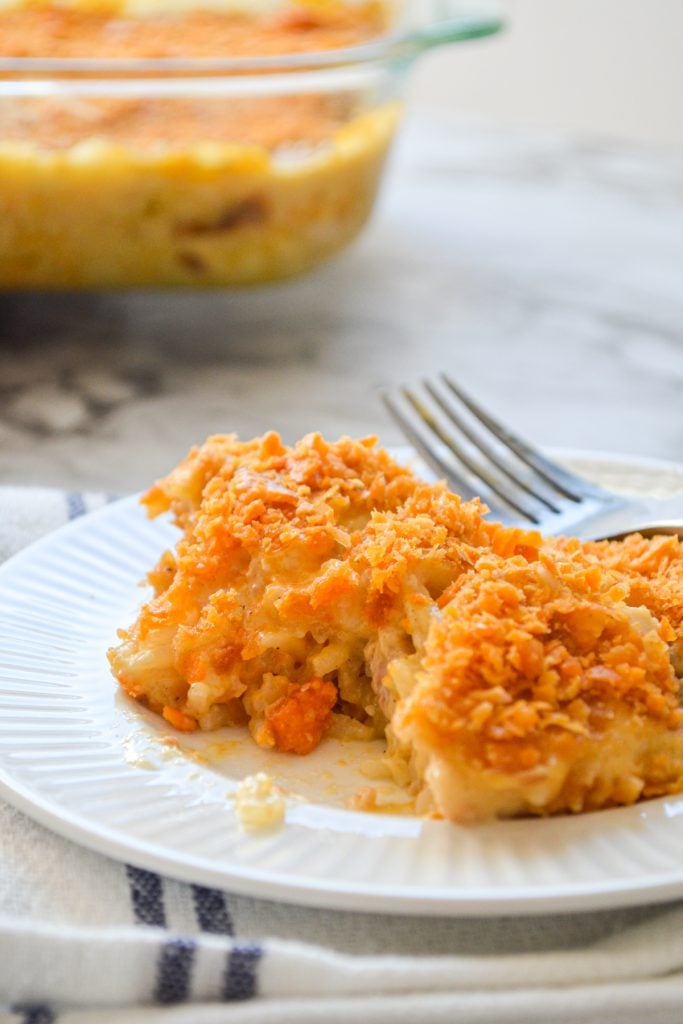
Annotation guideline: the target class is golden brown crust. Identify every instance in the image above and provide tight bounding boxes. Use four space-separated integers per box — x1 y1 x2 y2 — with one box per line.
109 431 683 822
393 547 683 820
0 2 386 151
0 2 385 60
555 532 683 672
110 432 446 746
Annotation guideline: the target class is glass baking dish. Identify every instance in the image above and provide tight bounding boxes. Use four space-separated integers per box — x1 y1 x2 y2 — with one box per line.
0 1 503 289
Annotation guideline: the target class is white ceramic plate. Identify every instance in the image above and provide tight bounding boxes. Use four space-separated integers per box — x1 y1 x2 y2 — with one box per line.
1 451 683 917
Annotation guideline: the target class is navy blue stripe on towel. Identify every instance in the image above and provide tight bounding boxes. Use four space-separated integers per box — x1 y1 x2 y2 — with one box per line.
126 865 167 928
11 1005 56 1024
192 884 234 935
155 937 196 1005
223 943 263 1001
66 492 87 520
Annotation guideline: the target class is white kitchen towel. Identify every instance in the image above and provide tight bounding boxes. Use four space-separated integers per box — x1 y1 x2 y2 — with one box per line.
1 486 683 1024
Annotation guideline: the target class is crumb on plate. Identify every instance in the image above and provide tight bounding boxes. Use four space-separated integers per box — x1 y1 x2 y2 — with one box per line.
234 772 286 830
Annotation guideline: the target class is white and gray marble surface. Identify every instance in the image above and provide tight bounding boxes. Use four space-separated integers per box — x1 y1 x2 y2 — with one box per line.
1 110 682 494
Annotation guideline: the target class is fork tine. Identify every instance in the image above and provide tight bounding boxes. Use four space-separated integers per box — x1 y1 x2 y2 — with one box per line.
383 390 541 523
422 378 561 514
402 389 545 522
382 392 482 504
440 374 609 502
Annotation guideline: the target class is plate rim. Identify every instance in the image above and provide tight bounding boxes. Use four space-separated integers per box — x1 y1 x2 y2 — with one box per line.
6 767 683 917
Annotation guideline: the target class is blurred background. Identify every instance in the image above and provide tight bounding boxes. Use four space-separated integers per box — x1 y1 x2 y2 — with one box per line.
1 0 681 489
414 0 683 148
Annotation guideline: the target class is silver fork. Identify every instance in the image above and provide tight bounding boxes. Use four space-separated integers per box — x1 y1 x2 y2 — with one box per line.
382 373 683 540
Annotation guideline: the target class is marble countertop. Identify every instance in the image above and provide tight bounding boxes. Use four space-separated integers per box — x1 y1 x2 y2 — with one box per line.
1 110 682 494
